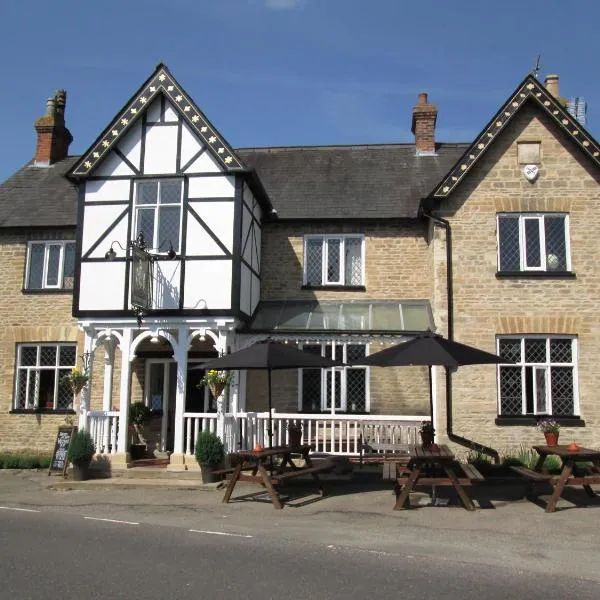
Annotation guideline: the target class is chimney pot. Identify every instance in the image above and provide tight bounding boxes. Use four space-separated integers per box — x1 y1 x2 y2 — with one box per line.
34 90 72 166
412 92 438 155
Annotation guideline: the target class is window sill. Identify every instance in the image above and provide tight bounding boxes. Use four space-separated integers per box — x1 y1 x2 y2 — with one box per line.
10 408 75 415
22 288 74 294
495 416 585 427
496 271 576 279
301 285 366 291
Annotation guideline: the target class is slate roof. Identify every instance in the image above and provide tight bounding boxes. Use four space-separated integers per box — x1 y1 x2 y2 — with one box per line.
0 157 79 228
0 143 467 228
238 143 468 219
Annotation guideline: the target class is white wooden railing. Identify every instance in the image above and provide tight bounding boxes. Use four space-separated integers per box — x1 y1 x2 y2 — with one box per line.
87 410 120 455
183 411 424 456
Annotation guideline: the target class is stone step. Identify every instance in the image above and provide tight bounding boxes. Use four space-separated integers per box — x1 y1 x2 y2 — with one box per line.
109 467 203 480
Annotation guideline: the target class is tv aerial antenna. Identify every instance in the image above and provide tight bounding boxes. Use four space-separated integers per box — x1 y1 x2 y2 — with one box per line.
531 55 541 79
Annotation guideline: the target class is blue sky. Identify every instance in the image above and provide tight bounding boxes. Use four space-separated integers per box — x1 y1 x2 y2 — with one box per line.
1 0 599 181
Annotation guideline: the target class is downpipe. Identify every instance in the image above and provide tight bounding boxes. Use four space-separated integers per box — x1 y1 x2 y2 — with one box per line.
421 207 500 463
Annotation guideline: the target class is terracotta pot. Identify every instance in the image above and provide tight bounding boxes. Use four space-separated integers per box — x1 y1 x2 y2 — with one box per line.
420 431 434 448
544 431 559 447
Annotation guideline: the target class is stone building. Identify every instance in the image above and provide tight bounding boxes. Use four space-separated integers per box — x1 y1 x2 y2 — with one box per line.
0 65 597 467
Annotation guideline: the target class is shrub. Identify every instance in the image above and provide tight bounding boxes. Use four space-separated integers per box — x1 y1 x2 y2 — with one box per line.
0 451 53 469
67 431 95 464
194 431 224 467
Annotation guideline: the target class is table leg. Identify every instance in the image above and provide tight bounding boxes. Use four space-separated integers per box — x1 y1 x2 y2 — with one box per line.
222 462 243 504
443 465 475 511
533 453 547 472
394 465 420 510
583 484 597 498
257 462 283 509
546 462 573 513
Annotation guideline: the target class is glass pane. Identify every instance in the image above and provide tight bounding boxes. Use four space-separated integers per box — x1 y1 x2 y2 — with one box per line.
372 304 401 330
158 206 180 252
499 366 522 415
326 239 341 283
45 245 61 286
16 370 28 408
341 304 369 330
40 346 57 366
344 237 362 285
325 370 342 410
59 346 77 367
137 209 155 248
551 367 574 415
160 181 182 204
550 339 572 363
305 239 323 285
28 370 39 408
525 339 546 363
63 243 75 288
402 304 433 331
20 346 38 367
346 344 366 362
534 367 547 413
524 218 541 268
278 304 310 329
498 216 520 271
544 216 567 271
28 244 45 288
137 181 158 204
39 370 56 409
499 339 521 363
302 369 321 412
57 369 73 409
346 369 366 412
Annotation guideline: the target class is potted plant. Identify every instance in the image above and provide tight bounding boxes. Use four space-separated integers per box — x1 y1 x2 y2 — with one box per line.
537 418 560 446
287 420 303 450
419 421 435 448
199 369 232 401
129 401 152 460
62 367 89 407
194 431 225 483
68 430 95 481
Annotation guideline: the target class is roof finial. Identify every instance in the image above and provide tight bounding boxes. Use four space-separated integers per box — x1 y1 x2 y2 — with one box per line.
531 55 541 79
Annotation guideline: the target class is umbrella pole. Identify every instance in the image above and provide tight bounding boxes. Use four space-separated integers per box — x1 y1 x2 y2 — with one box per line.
428 365 434 437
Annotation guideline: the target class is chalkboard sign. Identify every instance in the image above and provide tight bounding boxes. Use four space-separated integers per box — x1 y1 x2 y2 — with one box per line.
48 426 77 477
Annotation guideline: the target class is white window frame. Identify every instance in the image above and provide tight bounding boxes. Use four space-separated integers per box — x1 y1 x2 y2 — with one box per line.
25 241 75 289
298 342 370 414
496 335 579 417
496 213 571 272
14 343 77 410
303 234 365 286
134 179 183 253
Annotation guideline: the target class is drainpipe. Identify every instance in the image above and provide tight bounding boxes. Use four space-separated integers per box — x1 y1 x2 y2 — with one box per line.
421 206 500 463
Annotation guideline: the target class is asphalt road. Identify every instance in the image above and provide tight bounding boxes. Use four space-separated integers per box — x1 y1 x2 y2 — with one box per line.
2 508 599 600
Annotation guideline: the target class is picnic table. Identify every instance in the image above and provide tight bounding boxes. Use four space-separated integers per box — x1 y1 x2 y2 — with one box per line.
222 444 329 509
394 444 484 511
510 445 600 513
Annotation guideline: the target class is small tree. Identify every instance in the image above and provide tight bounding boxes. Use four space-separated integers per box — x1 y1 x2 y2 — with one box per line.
68 430 95 465
194 431 225 467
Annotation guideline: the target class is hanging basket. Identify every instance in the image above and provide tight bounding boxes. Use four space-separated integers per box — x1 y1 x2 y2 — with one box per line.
209 382 226 399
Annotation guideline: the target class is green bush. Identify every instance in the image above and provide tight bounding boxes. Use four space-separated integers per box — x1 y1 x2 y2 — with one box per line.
194 431 224 467
0 451 53 469
502 445 562 473
67 431 95 464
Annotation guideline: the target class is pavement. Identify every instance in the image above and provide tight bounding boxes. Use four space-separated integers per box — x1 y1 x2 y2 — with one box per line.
3 466 600 582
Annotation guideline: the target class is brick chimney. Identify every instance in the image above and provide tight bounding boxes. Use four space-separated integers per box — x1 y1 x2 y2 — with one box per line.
412 92 437 155
544 74 567 107
34 90 73 165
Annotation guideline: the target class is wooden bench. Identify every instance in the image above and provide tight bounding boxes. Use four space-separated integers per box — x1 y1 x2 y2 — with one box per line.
461 463 485 482
509 465 553 481
271 461 333 484
358 439 412 467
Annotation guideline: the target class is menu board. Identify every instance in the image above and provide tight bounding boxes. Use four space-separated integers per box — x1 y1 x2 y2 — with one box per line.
48 426 77 477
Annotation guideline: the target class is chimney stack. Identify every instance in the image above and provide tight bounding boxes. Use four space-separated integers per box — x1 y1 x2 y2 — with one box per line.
34 89 73 166
544 74 567 107
412 92 437 155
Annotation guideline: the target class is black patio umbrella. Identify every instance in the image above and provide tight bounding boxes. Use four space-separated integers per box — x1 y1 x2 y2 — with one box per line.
353 333 510 431
198 341 345 447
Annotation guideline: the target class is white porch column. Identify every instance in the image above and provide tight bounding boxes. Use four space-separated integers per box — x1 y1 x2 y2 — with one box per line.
116 329 133 458
169 327 188 470
102 338 116 411
78 328 95 431
215 328 229 443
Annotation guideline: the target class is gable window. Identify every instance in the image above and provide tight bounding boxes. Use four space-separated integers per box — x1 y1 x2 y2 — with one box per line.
14 344 77 410
26 241 75 290
304 235 363 286
497 214 570 273
135 180 182 253
300 343 368 413
497 336 577 417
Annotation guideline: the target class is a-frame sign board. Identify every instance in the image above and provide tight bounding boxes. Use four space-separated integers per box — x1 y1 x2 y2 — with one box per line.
48 426 78 478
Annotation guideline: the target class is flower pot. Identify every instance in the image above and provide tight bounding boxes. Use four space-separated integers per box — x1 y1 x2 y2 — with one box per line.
130 443 147 460
288 429 302 450
209 382 226 399
544 432 559 447
420 432 434 448
200 464 217 484
72 461 90 481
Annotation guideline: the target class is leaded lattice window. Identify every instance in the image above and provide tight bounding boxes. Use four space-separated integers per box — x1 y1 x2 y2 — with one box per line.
135 180 182 252
304 235 364 286
497 214 570 272
15 344 77 410
497 336 577 416
299 343 368 413
26 241 75 290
